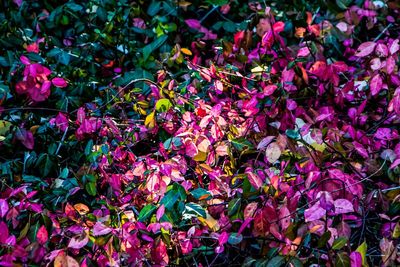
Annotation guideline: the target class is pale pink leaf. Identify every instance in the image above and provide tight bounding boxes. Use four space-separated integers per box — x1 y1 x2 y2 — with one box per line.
68 234 89 249
92 222 112 236
265 142 281 163
355 42 376 57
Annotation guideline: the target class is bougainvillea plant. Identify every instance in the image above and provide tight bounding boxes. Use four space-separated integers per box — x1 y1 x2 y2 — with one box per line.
0 0 399 266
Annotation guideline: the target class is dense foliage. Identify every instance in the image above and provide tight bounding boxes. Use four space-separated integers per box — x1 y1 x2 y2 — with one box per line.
0 0 399 266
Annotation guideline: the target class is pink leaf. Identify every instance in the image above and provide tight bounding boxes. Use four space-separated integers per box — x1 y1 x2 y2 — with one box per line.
355 42 376 57
334 199 354 214
52 77 68 88
369 74 383 96
246 172 263 190
37 225 48 245
156 205 165 221
0 221 9 243
0 199 9 218
297 47 310 57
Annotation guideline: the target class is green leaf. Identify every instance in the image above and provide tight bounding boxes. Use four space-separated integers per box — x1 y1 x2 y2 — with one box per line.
205 0 229 6
286 129 300 140
155 99 173 112
160 190 179 210
266 256 285 267
184 202 206 218
22 175 49 187
332 237 348 250
190 188 212 200
335 252 350 267
230 137 254 152
317 231 332 248
228 198 241 217
142 35 168 61
288 257 303 267
138 204 156 222
147 1 161 16
85 182 97 196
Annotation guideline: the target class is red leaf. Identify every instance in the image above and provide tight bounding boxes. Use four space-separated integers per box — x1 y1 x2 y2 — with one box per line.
37 225 48 245
253 207 270 237
273 21 285 33
355 42 376 57
151 239 169 265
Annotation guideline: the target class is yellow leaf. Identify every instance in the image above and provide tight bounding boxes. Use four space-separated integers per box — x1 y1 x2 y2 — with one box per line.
356 241 368 267
198 213 220 231
145 111 156 129
193 151 207 162
178 1 192 7
181 48 192 56
74 203 89 215
311 142 326 152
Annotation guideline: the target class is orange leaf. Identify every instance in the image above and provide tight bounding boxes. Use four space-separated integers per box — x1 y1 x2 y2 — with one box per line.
73 203 89 215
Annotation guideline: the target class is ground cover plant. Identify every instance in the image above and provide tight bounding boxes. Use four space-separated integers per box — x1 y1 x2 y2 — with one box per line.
0 0 399 266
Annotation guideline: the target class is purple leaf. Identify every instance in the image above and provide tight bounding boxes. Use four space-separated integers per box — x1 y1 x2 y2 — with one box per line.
350 251 362 267
304 203 326 222
334 199 354 214
15 127 34 150
185 19 201 29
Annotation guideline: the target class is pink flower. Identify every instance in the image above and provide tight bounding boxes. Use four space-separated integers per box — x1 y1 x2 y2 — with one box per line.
26 43 39 53
50 112 69 131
